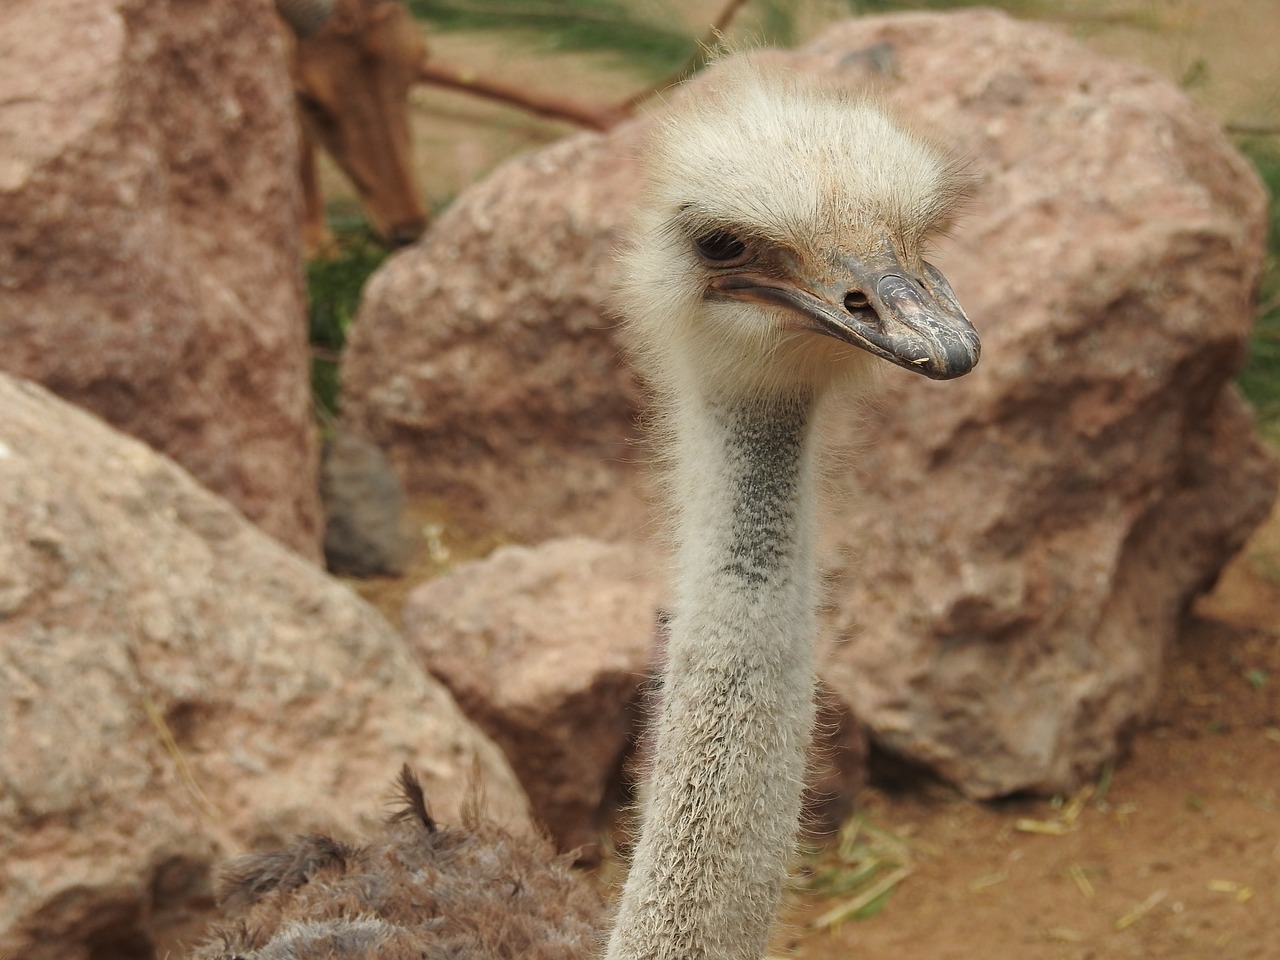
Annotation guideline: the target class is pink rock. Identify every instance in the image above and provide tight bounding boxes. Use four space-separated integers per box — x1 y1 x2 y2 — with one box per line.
0 373 529 960
340 122 653 543
0 0 322 559
403 537 661 858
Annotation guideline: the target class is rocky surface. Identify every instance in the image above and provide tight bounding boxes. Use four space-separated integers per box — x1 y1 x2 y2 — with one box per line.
0 0 322 559
403 537 662 859
344 10 1275 798
0 373 529 960
340 120 654 543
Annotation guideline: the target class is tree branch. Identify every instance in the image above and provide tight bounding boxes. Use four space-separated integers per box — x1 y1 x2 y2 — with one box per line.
1227 121 1280 138
414 0 752 130
417 60 628 130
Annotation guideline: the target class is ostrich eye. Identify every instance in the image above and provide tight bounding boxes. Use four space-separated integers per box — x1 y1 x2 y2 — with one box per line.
693 230 751 266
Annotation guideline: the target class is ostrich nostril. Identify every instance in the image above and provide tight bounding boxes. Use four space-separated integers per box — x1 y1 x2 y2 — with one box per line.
844 290 871 312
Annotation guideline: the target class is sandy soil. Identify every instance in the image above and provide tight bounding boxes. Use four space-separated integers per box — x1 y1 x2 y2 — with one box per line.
345 4 1280 958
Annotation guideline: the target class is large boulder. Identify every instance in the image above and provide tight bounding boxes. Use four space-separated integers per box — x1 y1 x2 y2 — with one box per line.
0 0 322 559
343 10 1275 797
0 373 530 960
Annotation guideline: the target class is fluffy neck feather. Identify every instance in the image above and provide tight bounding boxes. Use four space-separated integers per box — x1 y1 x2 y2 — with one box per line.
605 388 821 960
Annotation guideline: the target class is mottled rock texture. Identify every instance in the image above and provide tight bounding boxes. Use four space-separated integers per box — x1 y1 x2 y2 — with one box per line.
340 121 653 543
403 537 662 859
344 10 1275 798
0 0 322 559
0 374 529 960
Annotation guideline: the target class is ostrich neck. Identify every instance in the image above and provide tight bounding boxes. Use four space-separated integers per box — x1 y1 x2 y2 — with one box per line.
606 389 821 960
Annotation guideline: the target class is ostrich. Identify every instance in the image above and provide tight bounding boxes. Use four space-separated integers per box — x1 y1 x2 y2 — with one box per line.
189 55 978 960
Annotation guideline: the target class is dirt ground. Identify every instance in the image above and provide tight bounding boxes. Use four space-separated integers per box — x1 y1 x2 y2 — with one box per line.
344 3 1279 959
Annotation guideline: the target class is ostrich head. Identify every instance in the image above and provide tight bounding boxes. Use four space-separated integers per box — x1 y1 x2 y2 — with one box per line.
619 57 980 403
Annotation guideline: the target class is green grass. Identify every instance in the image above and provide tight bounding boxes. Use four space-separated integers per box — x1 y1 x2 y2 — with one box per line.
1235 139 1280 441
306 221 389 418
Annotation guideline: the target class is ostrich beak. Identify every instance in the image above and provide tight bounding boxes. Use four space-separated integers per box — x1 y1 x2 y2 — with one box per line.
709 249 980 381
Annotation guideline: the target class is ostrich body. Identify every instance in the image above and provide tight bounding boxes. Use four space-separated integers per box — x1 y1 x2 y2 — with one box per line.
189 56 978 960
